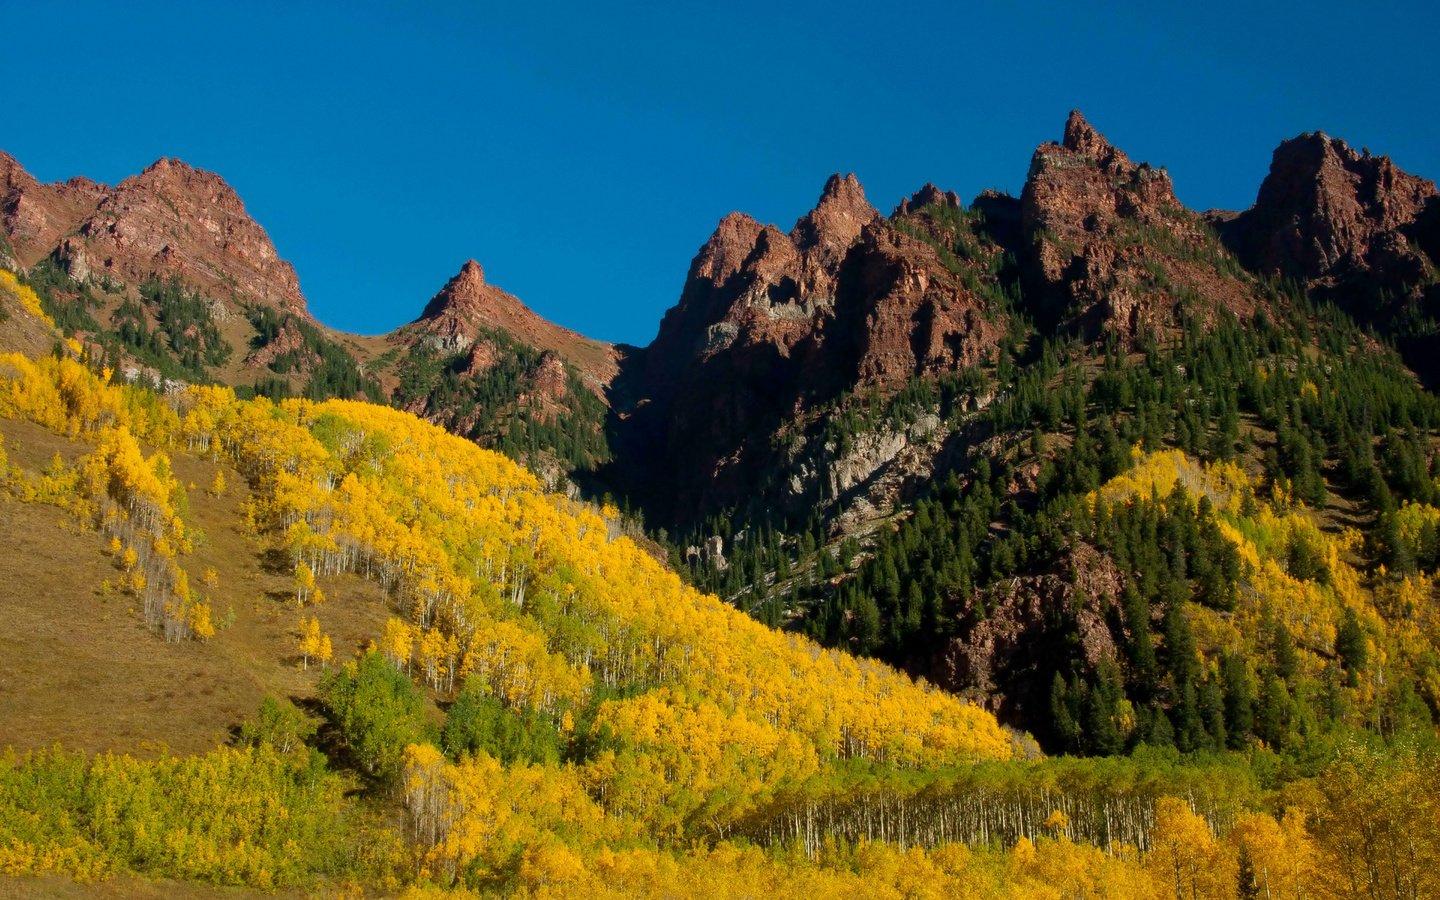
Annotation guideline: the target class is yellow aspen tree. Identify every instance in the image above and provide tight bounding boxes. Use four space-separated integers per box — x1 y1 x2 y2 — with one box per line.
382 617 415 673
1231 809 1318 900
420 627 449 691
1276 809 1320 899
1148 796 1233 900
294 561 315 606
190 602 216 641
1043 809 1071 841
402 744 452 856
443 631 459 694
298 616 321 670
241 498 259 536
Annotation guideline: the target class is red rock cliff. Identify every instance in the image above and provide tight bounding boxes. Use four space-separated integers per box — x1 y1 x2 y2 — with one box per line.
1221 132 1438 291
1 152 309 317
1020 111 1257 336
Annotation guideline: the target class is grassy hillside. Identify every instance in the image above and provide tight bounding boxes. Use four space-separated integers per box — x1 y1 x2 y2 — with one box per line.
0 347 1034 892
0 411 391 756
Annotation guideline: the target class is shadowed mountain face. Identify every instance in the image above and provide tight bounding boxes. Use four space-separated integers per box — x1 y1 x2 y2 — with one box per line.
613 172 1007 523
607 112 1280 524
1220 132 1436 285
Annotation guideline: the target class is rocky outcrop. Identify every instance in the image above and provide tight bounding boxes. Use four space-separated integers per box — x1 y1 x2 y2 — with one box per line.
243 317 309 372
1219 133 1440 360
391 264 609 486
778 412 965 533
1020 111 1257 337
791 173 882 298
836 224 1001 383
1222 132 1437 285
523 352 571 407
931 544 1122 724
0 153 107 266
1216 132 1440 377
626 174 1005 523
628 175 882 519
893 183 962 218
1 152 307 317
645 173 881 387
400 259 619 391
85 159 307 314
1022 110 1181 267
463 337 502 377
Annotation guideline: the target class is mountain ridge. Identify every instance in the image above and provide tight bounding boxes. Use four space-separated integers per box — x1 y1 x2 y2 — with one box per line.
6 109 1440 530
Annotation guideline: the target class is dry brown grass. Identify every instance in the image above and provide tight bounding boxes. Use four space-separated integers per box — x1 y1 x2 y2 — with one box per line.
0 285 61 360
0 416 393 757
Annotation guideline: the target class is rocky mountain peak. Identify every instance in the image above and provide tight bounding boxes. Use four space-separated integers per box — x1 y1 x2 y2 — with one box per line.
1027 111 1171 204
96 157 307 315
1 153 107 267
1061 109 1113 158
894 183 963 217
410 259 619 388
630 167 1006 523
1 150 308 316
139 156 188 177
1224 131 1438 282
125 157 245 213
421 259 513 321
1022 110 1178 238
821 171 860 198
0 151 31 186
651 177 881 365
1021 112 1248 337
792 173 880 255
691 212 766 286
456 258 485 285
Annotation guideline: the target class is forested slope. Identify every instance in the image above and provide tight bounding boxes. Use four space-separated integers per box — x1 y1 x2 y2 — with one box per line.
1 326 1436 897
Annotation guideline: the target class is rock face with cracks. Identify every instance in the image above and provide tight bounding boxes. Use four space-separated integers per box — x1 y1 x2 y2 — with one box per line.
2 153 307 317
1020 111 1258 339
1221 131 1437 287
930 545 1123 726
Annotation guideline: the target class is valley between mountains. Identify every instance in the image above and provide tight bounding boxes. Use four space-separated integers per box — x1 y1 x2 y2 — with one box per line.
1 111 1438 897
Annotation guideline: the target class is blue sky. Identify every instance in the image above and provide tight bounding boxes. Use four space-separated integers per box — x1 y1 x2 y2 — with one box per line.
5 1 1437 345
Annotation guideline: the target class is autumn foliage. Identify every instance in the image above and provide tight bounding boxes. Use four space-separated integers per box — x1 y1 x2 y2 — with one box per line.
2 349 1438 897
